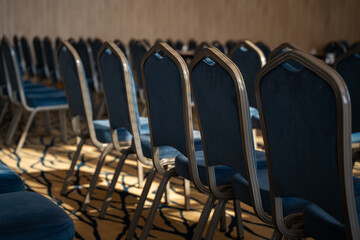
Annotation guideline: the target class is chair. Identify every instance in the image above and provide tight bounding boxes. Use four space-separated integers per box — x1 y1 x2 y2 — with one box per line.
0 43 10 126
2 36 68 153
57 41 147 211
268 42 297 60
55 37 62 49
194 41 210 54
13 35 24 69
32 36 46 78
256 41 271 59
43 37 60 82
20 36 36 76
96 41 192 220
165 39 174 48
226 40 237 54
324 41 347 65
175 40 184 50
211 40 225 53
335 46 360 145
90 38 102 74
256 49 360 239
114 39 128 57
188 39 197 51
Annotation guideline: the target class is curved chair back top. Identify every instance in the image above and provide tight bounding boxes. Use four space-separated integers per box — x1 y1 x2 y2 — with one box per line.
335 46 360 133
43 37 58 79
190 47 255 180
114 39 127 57
256 41 270 59
130 40 148 89
20 36 34 75
188 39 197 51
269 42 296 60
165 39 174 48
256 49 357 238
195 42 210 54
229 40 266 108
32 36 44 70
211 41 225 53
57 41 97 140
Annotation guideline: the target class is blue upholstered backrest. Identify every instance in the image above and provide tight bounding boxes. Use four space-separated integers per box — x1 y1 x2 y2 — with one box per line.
20 37 33 74
212 41 225 53
114 40 127 57
76 40 93 80
188 39 197 51
0 45 7 87
99 46 140 133
91 39 102 71
231 45 262 108
143 50 187 156
33 37 44 69
13 36 21 61
191 56 249 177
43 37 56 74
256 42 270 59
58 45 91 119
336 52 360 133
131 42 147 89
259 60 344 222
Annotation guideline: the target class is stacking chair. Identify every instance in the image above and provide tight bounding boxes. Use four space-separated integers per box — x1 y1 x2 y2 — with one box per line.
194 41 210 54
90 38 102 73
114 39 128 57
211 40 225 53
20 36 35 76
256 41 271 59
2 36 68 152
57 41 147 211
335 46 360 145
175 40 184 50
32 36 46 78
55 37 62 49
13 35 24 68
324 41 347 65
268 42 296 60
188 39 197 51
130 40 149 116
256 48 360 239
43 37 60 82
96 41 194 219
165 39 174 48
225 40 237 55
0 44 10 126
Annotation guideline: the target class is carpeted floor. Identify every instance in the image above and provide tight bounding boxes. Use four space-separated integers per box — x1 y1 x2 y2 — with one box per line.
0 111 319 240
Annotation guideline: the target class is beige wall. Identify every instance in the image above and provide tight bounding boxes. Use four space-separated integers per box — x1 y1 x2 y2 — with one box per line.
0 0 359 51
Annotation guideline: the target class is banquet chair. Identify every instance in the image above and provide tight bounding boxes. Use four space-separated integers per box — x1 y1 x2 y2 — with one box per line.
96 41 192 219
211 40 225 53
256 41 271 59
324 41 347 65
188 39 197 51
57 41 146 210
256 49 360 239
335 46 360 145
20 36 35 76
114 39 128 57
2 36 68 152
32 36 46 79
13 35 24 68
0 43 10 126
175 40 184 50
268 42 297 60
43 36 60 82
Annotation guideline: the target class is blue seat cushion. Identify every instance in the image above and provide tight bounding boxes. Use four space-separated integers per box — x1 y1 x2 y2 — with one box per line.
352 132 360 144
0 163 25 193
25 91 67 107
232 168 309 216
0 191 74 240
93 117 149 143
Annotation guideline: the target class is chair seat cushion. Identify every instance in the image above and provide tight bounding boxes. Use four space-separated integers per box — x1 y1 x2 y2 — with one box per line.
25 91 67 107
0 163 25 193
0 191 74 240
232 168 309 216
352 132 360 144
93 117 149 143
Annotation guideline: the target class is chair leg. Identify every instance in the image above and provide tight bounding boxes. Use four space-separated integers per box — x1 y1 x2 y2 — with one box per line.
192 194 217 240
15 110 38 153
126 168 157 240
233 199 244 239
184 179 191 210
5 106 23 146
59 110 67 143
219 207 227 232
205 199 227 240
0 100 9 127
94 98 106 120
81 143 114 211
139 171 172 240
44 111 51 134
61 137 86 195
137 161 144 188
99 149 131 217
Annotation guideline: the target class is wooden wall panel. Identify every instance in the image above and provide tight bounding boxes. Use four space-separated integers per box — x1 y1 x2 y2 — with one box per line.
0 0 359 51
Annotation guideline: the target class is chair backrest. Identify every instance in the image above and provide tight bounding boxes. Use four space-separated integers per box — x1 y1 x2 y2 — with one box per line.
57 41 98 142
130 40 148 89
32 36 45 73
256 49 358 239
256 41 270 59
324 41 347 65
90 38 102 72
165 39 174 48
190 47 257 196
0 43 7 88
335 46 360 134
212 41 225 53
269 42 296 60
195 42 210 54
55 37 61 49
175 40 184 50
43 37 59 80
13 35 23 65
76 38 99 91
188 39 197 51
20 36 34 75
229 40 266 108
226 40 237 54
114 39 127 57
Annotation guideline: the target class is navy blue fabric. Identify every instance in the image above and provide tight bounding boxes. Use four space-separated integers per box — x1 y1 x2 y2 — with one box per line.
25 92 67 107
259 61 343 222
0 163 25 193
352 132 360 144
75 40 94 87
143 51 189 156
0 44 7 87
43 37 57 79
256 42 270 59
324 42 346 58
32 37 45 77
212 41 225 53
20 37 34 75
90 39 102 71
231 45 262 108
13 36 21 62
0 191 74 240
131 42 147 89
191 56 250 177
188 39 197 51
2 38 21 92
232 170 309 216
336 53 360 133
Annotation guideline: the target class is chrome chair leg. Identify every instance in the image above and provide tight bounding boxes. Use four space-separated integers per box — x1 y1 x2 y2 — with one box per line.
184 179 191 210
126 168 157 240
234 199 244 239
81 143 114 211
192 194 217 240
59 109 67 143
5 106 23 145
15 110 38 153
99 148 131 217
205 199 227 240
137 161 144 188
139 170 173 240
61 137 86 195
